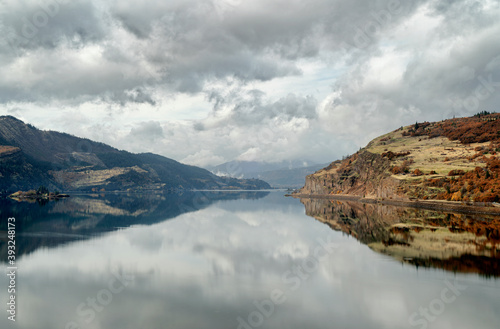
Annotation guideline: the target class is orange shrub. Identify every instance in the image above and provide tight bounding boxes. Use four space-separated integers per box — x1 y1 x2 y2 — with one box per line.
391 166 402 174
413 169 424 176
450 191 462 201
448 169 465 176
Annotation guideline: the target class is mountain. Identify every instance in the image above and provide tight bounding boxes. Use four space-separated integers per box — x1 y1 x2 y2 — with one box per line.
207 160 328 188
0 116 270 193
299 112 500 203
208 160 314 176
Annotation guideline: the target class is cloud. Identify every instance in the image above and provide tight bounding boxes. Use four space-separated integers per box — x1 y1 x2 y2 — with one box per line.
0 0 106 53
318 0 500 145
0 0 423 104
1 0 499 166
129 121 164 141
181 150 225 168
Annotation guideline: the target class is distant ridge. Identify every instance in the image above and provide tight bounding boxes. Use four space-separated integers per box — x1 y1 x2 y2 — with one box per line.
0 116 270 193
207 160 329 188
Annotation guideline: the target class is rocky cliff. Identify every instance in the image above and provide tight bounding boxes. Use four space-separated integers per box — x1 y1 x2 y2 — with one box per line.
299 113 500 202
301 151 405 199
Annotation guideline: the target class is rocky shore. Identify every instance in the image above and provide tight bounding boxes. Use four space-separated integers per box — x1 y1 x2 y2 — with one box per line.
9 190 70 202
293 193 500 215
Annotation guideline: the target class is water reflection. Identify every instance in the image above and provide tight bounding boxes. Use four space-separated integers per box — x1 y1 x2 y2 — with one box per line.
301 197 500 277
0 191 269 262
0 192 498 329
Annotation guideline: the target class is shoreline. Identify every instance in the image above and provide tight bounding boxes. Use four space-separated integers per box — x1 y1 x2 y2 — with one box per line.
292 193 500 215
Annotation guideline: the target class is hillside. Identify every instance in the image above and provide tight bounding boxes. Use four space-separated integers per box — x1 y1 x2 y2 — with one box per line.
0 116 270 193
299 113 500 203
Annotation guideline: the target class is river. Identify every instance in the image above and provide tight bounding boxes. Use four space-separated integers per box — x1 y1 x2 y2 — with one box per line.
0 191 498 329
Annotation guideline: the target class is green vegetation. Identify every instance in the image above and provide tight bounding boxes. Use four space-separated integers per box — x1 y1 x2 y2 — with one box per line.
0 116 271 193
36 185 49 195
474 110 493 118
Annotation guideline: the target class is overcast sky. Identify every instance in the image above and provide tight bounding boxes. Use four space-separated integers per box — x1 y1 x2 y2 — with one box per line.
1 0 499 167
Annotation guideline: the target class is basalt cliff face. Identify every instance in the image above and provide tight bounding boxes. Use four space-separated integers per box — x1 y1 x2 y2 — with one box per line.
299 113 500 203
301 151 404 199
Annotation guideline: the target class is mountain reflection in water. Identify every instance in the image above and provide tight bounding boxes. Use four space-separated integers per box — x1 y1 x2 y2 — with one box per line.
0 191 269 262
300 198 500 277
0 191 498 329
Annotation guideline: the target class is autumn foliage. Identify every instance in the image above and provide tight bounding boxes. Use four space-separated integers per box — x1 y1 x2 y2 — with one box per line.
448 169 465 176
396 113 500 203
423 156 500 202
391 160 412 174
413 169 424 176
382 151 411 160
408 113 500 144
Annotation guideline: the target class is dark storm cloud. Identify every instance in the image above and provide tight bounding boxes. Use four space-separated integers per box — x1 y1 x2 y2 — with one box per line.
1 0 105 54
1 0 499 166
319 0 500 141
203 87 318 127
112 88 157 106
230 93 318 125
0 0 426 105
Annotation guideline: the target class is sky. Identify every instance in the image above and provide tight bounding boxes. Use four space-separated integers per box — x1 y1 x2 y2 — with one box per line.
0 0 499 168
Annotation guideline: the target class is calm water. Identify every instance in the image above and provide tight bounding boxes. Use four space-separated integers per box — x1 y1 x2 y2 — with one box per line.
0 191 499 329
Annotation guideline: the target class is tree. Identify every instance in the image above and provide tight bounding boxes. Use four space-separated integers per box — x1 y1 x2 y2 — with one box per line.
36 185 49 195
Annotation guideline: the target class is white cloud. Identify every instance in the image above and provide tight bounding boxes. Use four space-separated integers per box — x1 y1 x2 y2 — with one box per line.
181 150 225 168
1 0 499 167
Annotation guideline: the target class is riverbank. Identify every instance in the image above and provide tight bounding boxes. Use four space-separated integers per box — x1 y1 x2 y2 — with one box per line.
292 193 500 215
9 190 70 202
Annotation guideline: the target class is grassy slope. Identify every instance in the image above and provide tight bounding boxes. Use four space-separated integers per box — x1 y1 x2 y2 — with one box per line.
365 126 489 178
308 113 500 202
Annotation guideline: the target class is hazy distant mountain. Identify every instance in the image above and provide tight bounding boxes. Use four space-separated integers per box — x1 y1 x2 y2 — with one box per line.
207 160 329 188
254 164 331 188
0 116 270 193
